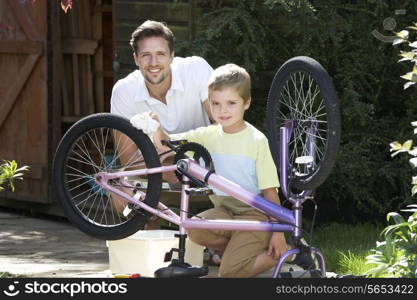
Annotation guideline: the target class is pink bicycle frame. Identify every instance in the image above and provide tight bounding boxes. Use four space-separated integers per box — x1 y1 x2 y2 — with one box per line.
94 124 326 277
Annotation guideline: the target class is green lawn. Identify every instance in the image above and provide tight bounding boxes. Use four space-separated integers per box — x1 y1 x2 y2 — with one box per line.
0 272 21 278
308 222 383 276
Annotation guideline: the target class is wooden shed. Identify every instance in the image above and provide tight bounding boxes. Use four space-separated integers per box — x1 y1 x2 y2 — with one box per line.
0 0 199 214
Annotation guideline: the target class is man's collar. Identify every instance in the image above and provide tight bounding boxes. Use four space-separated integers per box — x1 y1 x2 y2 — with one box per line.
170 61 184 92
135 70 151 102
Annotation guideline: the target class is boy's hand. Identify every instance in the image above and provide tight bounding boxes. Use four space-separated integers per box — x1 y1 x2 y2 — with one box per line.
267 232 289 260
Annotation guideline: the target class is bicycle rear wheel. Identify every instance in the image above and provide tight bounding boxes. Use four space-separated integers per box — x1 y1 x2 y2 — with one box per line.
266 56 341 191
53 113 162 240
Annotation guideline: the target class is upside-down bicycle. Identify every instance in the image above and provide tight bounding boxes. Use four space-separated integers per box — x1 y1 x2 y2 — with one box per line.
52 56 341 278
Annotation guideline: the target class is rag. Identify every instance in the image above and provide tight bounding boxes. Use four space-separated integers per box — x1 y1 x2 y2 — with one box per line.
130 112 160 142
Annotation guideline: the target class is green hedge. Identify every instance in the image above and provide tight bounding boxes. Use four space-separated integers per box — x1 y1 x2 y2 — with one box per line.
175 0 417 222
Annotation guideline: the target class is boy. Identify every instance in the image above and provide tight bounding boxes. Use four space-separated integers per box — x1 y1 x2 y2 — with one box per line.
154 64 313 277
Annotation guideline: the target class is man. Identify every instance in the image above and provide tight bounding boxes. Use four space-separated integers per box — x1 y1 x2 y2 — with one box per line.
111 20 213 133
109 20 214 227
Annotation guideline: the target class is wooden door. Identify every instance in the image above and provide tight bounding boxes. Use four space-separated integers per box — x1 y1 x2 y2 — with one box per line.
0 0 49 203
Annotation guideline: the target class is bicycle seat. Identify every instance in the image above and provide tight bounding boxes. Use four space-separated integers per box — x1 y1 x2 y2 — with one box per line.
154 260 209 278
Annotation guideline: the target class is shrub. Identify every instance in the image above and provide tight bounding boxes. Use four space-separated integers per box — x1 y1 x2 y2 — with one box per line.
365 22 417 278
365 205 417 278
0 160 29 192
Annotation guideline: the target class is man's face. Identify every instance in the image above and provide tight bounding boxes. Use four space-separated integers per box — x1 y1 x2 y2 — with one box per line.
134 36 174 86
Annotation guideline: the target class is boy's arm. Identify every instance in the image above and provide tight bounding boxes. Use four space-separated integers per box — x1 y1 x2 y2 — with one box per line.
262 187 280 220
262 187 289 259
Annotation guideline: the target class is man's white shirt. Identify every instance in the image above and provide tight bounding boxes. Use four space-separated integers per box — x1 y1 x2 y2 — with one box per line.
111 56 212 134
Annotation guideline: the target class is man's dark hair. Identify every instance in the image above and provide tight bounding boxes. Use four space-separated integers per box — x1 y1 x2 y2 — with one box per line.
130 20 175 54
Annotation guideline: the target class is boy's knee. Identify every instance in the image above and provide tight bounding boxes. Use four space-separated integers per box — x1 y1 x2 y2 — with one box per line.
187 228 205 245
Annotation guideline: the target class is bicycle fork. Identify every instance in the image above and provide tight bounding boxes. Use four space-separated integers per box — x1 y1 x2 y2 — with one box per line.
271 124 326 278
271 195 326 278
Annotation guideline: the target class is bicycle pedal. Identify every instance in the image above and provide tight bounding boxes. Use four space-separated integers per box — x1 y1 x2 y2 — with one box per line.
164 250 174 262
184 187 213 196
122 205 132 217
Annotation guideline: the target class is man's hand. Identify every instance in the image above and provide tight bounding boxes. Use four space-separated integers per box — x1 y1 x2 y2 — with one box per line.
149 112 159 122
153 128 170 153
148 112 178 183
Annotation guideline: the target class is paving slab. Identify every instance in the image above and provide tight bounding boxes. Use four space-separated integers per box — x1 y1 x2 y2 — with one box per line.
0 211 110 278
0 209 334 278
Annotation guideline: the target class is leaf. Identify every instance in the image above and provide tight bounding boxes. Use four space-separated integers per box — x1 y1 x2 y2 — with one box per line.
412 185 417 196
390 141 403 151
60 0 73 13
396 30 409 39
394 38 406 45
399 51 417 60
15 166 29 172
390 140 413 157
401 72 417 82
401 205 417 213
409 157 417 168
409 147 417 156
405 204 417 209
387 212 405 225
12 173 25 178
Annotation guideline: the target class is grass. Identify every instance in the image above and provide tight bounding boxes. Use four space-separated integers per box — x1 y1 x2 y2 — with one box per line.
0 272 22 278
307 222 383 276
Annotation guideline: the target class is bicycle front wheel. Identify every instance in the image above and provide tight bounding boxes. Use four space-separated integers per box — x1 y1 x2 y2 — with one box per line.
267 56 341 191
53 113 162 240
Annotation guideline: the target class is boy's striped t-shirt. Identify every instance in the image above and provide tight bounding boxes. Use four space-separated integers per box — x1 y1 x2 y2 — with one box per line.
170 122 280 198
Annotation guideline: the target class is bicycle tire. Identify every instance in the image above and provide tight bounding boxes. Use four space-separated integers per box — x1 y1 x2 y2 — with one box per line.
53 113 162 240
266 56 341 191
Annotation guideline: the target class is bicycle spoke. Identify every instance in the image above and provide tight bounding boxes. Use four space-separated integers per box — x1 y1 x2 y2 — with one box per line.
276 70 329 179
63 126 151 227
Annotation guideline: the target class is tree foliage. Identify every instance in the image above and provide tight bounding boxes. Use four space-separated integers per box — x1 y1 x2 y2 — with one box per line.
176 0 417 222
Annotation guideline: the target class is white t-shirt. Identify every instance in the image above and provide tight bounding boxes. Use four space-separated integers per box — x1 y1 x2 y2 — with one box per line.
110 56 213 134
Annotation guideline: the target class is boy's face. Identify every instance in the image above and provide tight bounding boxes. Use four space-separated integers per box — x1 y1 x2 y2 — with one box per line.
133 36 174 86
209 88 251 133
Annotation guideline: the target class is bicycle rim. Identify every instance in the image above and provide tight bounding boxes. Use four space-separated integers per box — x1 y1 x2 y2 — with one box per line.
63 126 148 227
267 56 340 191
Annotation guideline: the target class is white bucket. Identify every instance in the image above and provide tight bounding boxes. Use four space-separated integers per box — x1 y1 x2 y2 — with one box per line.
106 230 204 277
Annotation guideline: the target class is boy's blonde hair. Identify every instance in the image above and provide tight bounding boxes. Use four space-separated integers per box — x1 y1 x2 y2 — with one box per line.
208 64 251 101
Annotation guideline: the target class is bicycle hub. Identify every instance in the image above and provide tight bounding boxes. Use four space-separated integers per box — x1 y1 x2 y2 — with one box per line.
176 159 189 173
